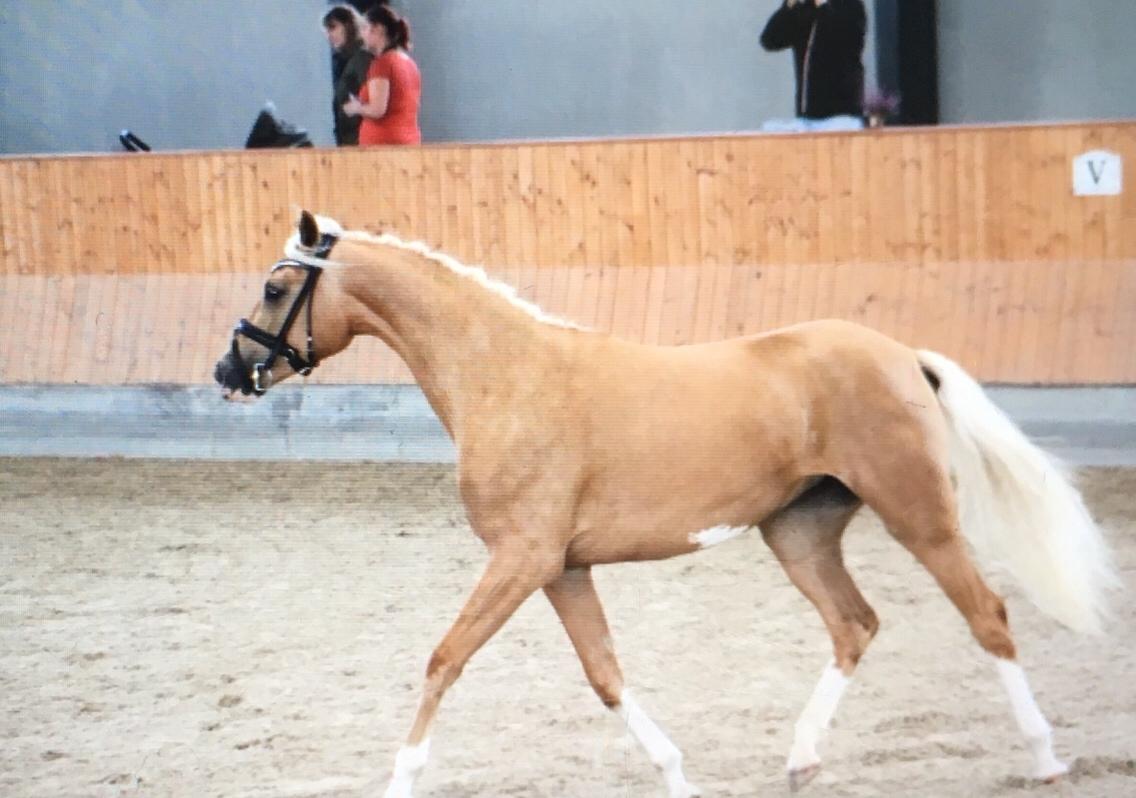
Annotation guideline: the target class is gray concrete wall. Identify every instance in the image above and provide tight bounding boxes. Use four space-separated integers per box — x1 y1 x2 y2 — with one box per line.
1 385 1133 466
410 0 867 142
3 1 1132 154
1 0 875 154
937 0 1136 124
0 0 333 154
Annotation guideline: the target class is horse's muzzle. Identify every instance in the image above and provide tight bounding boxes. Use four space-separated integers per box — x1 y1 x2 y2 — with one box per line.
214 352 253 398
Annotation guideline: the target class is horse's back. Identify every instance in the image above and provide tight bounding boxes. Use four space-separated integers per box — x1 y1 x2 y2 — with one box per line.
587 318 923 409
742 318 911 360
691 318 920 393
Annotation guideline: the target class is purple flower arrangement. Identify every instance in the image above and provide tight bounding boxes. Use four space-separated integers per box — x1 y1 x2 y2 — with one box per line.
863 88 901 126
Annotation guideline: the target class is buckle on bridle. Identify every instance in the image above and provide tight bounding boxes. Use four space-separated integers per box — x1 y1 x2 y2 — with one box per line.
252 362 270 394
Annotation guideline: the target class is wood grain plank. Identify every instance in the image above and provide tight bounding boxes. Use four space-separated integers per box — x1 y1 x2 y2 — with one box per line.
1 125 1135 385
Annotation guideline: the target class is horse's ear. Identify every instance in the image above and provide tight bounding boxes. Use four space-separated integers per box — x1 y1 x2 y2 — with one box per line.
297 210 319 249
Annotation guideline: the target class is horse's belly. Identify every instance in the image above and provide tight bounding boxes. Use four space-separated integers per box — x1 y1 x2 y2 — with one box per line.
566 524 701 566
565 473 795 566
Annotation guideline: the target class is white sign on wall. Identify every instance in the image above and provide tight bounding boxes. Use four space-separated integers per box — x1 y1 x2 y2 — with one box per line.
1072 149 1122 196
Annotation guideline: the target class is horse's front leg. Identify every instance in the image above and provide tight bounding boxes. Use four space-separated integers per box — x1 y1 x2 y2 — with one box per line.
381 540 563 798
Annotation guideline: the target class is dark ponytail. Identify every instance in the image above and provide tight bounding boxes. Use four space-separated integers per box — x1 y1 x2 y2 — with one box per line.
365 4 412 51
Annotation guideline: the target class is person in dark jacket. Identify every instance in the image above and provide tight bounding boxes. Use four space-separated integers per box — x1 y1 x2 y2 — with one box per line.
323 5 374 146
760 0 866 131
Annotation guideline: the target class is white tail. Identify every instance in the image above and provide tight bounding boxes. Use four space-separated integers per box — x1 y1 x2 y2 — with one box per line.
916 350 1118 633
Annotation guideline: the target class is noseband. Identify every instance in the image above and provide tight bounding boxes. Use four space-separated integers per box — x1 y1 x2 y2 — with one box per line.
230 233 336 395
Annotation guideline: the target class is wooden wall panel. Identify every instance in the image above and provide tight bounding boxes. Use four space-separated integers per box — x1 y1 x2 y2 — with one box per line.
0 122 1134 385
21 123 1133 276
3 260 1133 386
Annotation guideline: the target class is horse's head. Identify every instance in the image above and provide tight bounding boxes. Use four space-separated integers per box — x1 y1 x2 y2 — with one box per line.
214 210 354 400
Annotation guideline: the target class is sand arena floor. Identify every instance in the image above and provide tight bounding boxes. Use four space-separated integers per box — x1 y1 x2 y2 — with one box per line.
1 458 1134 798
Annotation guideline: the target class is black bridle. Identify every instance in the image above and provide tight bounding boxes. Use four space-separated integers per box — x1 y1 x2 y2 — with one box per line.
230 233 336 395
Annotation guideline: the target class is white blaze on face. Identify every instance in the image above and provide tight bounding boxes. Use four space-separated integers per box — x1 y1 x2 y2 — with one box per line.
689 525 749 549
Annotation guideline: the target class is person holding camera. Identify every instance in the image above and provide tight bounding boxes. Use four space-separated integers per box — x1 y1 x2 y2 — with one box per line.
760 0 867 132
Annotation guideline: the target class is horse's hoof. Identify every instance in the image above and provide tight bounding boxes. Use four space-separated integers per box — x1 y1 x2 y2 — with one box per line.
668 780 702 797
1040 762 1070 784
788 763 821 792
382 780 413 798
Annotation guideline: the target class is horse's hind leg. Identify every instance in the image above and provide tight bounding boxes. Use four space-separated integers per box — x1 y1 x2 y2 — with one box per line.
544 567 700 798
856 452 1068 781
759 477 875 791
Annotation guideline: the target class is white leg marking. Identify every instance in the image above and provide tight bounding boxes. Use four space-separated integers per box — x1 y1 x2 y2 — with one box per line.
787 660 850 772
615 690 700 798
689 525 749 549
994 658 1068 780
383 738 430 798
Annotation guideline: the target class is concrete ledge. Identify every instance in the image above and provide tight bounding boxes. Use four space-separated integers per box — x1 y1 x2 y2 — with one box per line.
0 384 1133 465
981 386 1136 466
0 385 455 462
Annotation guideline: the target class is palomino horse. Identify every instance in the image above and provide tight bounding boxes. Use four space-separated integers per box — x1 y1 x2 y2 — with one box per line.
214 211 1115 798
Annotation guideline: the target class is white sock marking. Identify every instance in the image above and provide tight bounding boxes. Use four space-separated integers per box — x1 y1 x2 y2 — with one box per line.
689 525 749 549
994 658 1068 779
787 660 850 772
615 690 700 797
383 738 430 798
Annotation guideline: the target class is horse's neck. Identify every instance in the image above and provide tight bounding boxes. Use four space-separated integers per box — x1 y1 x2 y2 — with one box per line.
342 243 559 437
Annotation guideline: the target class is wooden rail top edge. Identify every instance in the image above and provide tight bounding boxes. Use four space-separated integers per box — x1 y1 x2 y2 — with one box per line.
2 119 1133 164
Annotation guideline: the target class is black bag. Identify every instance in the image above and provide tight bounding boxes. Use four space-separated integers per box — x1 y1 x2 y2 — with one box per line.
245 102 313 149
118 129 151 152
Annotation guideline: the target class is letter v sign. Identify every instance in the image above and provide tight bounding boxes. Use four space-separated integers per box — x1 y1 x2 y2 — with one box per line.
1073 150 1122 196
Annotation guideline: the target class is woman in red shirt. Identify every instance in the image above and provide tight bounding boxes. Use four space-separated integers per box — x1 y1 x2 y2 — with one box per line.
343 4 421 145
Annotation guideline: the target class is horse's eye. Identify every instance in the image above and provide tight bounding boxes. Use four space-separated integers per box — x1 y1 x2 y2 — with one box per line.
264 284 285 302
